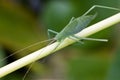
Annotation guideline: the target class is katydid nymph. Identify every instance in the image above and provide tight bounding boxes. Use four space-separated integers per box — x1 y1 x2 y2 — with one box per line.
1 5 120 80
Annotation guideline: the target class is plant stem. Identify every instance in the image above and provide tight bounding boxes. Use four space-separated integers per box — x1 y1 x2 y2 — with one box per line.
0 13 120 78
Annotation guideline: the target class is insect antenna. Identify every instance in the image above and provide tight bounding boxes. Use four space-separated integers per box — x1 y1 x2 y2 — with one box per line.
0 38 54 62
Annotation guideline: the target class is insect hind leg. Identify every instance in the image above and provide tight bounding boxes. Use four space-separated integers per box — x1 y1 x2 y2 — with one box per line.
72 35 108 42
83 5 120 16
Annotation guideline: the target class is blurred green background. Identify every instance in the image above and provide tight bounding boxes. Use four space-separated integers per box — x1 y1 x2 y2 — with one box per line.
0 0 120 80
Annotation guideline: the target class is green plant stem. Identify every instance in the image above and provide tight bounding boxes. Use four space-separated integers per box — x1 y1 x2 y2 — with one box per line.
0 13 120 78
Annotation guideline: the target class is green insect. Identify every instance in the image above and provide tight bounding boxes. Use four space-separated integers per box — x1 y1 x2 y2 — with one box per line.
49 14 97 42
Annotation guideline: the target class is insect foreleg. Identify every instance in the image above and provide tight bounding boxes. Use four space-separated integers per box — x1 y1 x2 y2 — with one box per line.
48 29 59 39
72 35 108 42
83 5 120 16
81 37 108 42
48 29 58 34
68 17 75 24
